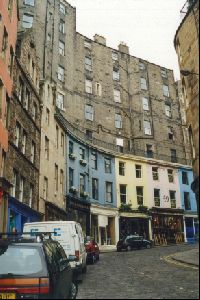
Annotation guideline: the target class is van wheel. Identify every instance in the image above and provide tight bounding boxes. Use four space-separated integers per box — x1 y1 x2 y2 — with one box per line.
82 265 87 274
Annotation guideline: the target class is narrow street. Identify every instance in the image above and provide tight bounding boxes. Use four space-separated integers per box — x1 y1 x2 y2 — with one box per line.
78 244 199 299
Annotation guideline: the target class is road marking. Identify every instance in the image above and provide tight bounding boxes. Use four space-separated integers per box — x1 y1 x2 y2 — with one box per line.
162 255 199 270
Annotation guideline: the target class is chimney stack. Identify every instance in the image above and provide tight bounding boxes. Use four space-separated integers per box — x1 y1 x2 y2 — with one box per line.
94 34 106 46
118 42 129 55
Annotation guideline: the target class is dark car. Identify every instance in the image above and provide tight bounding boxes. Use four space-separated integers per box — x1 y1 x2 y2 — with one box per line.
0 234 78 299
117 235 152 252
85 239 100 264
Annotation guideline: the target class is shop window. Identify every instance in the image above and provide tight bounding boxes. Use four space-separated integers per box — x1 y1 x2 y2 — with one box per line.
152 167 159 181
136 165 142 178
105 182 113 203
170 191 176 209
92 178 99 200
105 158 112 174
120 185 127 204
184 192 191 210
168 169 174 183
91 152 98 170
136 187 144 206
154 189 161 207
182 172 189 185
119 162 125 176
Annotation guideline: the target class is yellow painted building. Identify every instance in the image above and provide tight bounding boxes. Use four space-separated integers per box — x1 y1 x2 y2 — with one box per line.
115 155 152 239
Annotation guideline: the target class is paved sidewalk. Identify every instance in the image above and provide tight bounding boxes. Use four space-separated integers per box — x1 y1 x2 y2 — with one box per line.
171 244 199 267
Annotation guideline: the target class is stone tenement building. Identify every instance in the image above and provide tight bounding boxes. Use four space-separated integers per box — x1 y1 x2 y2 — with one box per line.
18 0 191 167
174 0 199 206
0 0 18 232
3 30 42 232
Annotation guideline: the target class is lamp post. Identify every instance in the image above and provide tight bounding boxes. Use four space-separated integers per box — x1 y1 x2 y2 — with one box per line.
180 69 199 76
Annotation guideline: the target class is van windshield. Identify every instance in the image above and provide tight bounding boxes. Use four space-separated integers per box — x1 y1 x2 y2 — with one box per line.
0 245 44 277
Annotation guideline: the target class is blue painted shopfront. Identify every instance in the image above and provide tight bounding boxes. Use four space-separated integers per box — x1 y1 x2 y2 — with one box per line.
8 197 42 233
178 168 198 243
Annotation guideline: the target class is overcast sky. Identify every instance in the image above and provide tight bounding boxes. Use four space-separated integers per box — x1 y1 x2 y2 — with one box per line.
69 0 186 79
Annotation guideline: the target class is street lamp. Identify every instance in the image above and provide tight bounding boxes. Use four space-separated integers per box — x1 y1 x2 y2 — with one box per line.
180 69 199 76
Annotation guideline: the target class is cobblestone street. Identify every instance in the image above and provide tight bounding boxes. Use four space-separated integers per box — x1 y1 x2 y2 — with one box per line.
77 244 199 299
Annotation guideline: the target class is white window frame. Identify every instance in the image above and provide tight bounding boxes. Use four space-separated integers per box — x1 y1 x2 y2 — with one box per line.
115 113 122 129
163 85 170 97
165 103 172 118
31 141 35 164
19 177 24 202
59 20 65 33
15 123 20 147
59 40 65 56
85 57 92 71
59 3 66 14
58 66 65 82
85 79 92 94
24 0 35 6
22 14 33 28
143 97 149 111
144 120 152 135
85 104 94 121
114 89 121 103
113 70 120 81
56 93 65 110
161 68 168 78
22 131 27 155
139 62 145 70
140 78 147 90
112 52 119 61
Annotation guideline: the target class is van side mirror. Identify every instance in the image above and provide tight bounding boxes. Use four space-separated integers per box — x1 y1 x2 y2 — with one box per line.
68 255 79 263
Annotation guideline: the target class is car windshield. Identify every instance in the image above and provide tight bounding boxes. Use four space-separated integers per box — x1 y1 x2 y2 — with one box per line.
0 245 43 276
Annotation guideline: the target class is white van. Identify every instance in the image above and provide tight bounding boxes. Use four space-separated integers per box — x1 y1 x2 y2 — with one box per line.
23 221 87 276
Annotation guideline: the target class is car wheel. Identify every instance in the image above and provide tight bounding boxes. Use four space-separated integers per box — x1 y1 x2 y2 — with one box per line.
69 282 78 299
146 244 151 249
127 246 132 252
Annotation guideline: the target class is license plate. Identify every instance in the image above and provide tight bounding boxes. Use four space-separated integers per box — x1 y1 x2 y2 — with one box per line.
0 294 16 299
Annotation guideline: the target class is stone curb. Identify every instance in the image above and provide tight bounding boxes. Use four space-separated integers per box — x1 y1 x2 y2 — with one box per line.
171 256 199 268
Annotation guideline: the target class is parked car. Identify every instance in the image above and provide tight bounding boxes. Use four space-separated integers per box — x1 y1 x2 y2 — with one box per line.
117 235 152 252
0 234 78 299
23 221 87 277
85 238 100 264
